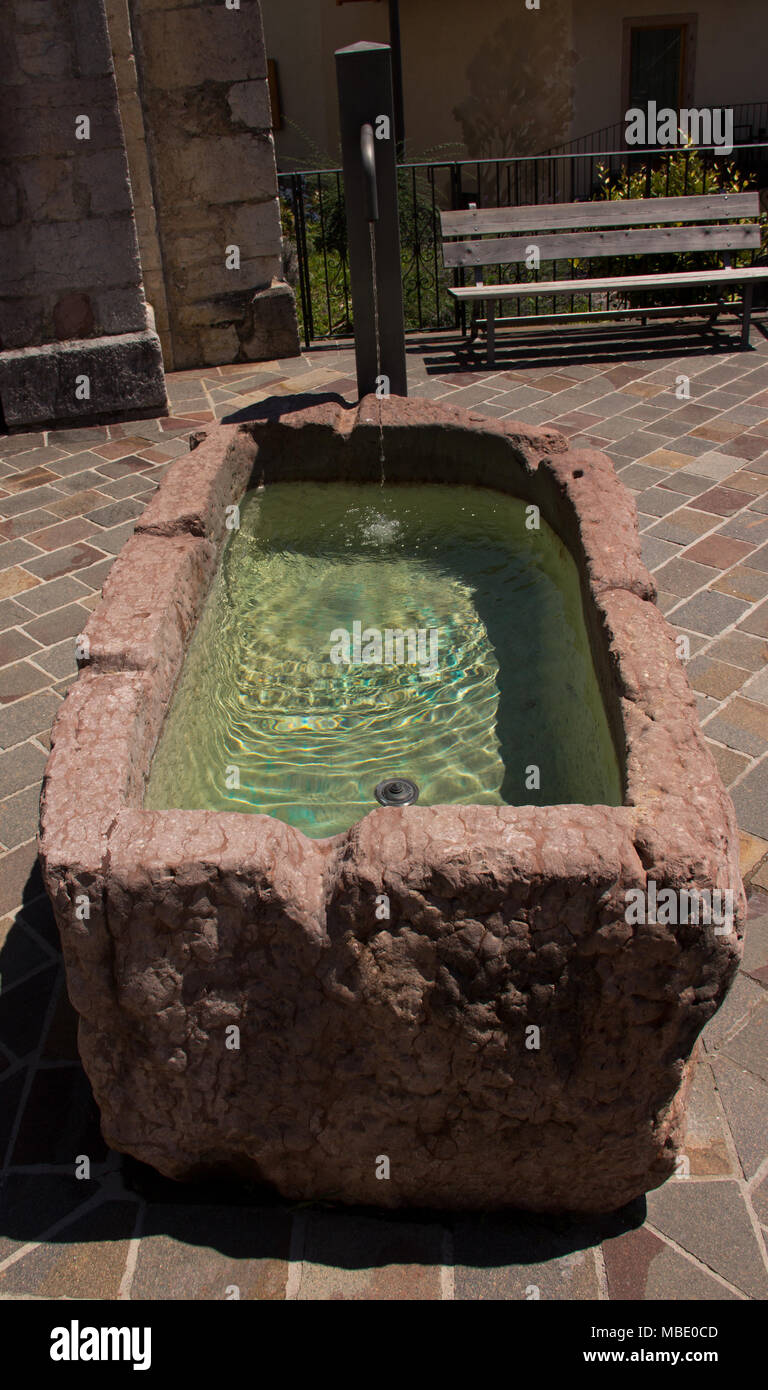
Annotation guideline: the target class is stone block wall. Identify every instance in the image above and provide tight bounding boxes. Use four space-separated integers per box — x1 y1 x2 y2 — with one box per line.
126 0 299 369
0 0 168 427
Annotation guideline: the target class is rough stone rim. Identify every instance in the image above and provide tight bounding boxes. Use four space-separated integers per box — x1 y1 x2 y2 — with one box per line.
39 393 743 926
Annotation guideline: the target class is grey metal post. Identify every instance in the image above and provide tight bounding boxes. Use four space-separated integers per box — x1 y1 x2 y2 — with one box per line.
335 41 408 399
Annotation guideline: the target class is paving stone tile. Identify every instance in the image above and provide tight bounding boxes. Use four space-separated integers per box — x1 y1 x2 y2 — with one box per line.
731 756 768 837
0 1200 139 1299
25 517 95 552
0 785 41 852
0 911 51 991
712 566 768 603
0 432 46 460
747 543 768 573
680 1060 733 1176
70 555 114 591
696 692 720 720
40 979 79 1062
131 1205 291 1300
2 465 58 494
10 1063 107 1165
708 742 751 786
44 450 108 478
740 598 768 638
0 745 45 800
31 639 78 681
641 535 682 569
688 657 747 700
43 489 107 521
23 542 106 582
0 961 57 1058
739 832 768 878
84 498 144 528
645 1180 768 1299
616 462 674 490
602 1225 738 1300
20 602 91 647
0 598 36 632
667 589 750 637
694 485 756 516
0 567 41 601
670 434 725 457
47 426 109 449
653 555 716 598
718 514 768 547
13 574 90 615
297 1212 442 1300
0 1174 103 1264
92 437 155 460
0 690 61 751
740 666 768 706
703 973 765 1054
86 520 136 555
657 471 710 496
0 484 66 516
684 452 744 481
0 660 50 705
635 487 688 517
648 507 718 545
684 534 755 569
711 1056 768 1181
641 447 700 471
723 469 768 496
51 469 111 496
452 1209 605 1300
0 629 40 667
0 539 42 571
0 509 59 542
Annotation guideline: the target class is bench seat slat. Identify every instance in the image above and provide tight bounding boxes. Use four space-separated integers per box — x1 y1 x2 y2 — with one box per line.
450 266 768 300
440 192 760 236
444 224 761 267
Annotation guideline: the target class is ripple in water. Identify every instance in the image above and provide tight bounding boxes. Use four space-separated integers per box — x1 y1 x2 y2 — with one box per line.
145 483 622 837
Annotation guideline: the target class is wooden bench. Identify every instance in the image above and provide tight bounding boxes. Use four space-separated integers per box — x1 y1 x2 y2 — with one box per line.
440 192 768 364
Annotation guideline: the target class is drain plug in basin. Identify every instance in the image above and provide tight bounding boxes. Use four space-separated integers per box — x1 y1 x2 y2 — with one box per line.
374 777 419 807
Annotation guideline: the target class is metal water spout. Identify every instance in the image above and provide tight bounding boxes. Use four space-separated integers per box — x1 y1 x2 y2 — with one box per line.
360 123 379 222
335 41 407 399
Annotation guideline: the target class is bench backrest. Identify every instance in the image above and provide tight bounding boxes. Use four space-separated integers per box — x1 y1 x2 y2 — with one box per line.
440 193 762 271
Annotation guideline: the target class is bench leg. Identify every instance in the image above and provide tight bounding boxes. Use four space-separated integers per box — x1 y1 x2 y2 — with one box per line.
486 301 496 367
741 284 754 348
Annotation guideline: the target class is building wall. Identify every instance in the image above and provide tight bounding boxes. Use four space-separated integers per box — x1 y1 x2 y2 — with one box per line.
0 0 167 427
0 0 150 352
263 0 766 168
125 0 298 370
572 0 768 143
104 0 172 366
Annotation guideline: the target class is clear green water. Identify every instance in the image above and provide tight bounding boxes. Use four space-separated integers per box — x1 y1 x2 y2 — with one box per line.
145 482 622 837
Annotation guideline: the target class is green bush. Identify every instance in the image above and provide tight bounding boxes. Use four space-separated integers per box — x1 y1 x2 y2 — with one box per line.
591 144 763 308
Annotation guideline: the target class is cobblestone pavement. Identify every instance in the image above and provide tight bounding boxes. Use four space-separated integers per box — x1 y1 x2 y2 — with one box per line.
1 316 768 1299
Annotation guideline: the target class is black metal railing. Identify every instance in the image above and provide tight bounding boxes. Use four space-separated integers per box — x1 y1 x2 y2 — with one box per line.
279 141 768 347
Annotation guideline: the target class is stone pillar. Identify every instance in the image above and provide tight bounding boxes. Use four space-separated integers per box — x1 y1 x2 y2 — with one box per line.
104 0 172 367
128 0 300 369
0 0 168 430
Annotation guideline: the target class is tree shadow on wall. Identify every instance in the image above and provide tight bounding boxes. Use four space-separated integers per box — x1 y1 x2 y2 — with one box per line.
452 2 576 169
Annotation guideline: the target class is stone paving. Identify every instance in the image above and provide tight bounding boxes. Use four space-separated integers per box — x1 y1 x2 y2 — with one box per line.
1 313 768 1298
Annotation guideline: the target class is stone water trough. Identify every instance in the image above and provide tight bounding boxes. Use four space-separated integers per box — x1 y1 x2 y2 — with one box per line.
39 396 744 1211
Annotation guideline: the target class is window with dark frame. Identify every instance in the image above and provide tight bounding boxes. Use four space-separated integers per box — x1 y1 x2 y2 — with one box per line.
629 24 686 110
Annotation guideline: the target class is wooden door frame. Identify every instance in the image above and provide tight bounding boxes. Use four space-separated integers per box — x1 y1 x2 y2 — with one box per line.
621 13 698 115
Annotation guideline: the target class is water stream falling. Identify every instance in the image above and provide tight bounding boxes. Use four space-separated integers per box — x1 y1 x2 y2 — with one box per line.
369 221 386 486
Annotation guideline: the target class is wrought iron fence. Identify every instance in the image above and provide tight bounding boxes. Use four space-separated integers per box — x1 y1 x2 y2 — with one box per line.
278 141 768 347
